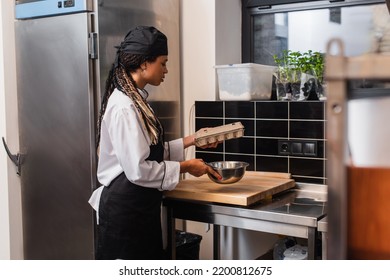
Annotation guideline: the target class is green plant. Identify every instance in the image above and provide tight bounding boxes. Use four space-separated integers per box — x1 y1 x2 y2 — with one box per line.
273 50 325 83
273 50 301 83
304 50 325 84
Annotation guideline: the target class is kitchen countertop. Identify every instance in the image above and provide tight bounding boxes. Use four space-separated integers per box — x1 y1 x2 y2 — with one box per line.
165 171 295 206
163 182 327 259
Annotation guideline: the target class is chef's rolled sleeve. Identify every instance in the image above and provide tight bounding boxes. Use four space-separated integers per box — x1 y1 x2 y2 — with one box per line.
160 161 181 191
165 138 185 162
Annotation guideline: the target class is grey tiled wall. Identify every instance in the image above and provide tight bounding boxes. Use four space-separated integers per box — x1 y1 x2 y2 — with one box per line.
195 101 327 184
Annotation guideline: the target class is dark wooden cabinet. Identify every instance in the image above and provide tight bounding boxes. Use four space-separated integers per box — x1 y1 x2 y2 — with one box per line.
347 167 390 259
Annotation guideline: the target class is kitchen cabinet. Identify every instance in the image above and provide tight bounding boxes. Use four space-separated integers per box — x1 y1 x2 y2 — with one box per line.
326 39 390 259
163 180 327 260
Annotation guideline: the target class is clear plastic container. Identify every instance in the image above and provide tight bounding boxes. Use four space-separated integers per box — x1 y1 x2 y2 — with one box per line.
215 63 276 100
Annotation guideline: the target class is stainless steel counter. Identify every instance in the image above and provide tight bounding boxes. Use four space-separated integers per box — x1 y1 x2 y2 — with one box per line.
163 183 327 260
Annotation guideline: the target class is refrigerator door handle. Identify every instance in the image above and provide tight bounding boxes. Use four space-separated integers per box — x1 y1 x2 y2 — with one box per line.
89 32 98 59
2 137 23 176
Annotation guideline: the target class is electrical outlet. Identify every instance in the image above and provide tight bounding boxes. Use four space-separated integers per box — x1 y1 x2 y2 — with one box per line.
278 140 317 156
278 140 290 155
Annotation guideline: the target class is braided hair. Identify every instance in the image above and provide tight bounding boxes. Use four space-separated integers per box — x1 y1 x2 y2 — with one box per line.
96 52 163 148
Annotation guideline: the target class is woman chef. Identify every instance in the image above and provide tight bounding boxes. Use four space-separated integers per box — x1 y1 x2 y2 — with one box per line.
88 26 221 260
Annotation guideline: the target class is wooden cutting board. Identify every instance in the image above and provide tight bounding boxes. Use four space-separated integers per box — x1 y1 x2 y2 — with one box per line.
164 171 295 206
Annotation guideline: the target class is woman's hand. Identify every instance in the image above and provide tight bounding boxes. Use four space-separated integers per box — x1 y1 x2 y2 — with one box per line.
180 158 222 180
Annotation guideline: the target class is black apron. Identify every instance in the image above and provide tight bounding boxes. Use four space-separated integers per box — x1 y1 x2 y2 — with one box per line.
96 142 165 260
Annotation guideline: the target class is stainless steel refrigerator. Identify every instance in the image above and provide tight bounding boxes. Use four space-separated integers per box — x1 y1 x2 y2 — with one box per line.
11 0 181 259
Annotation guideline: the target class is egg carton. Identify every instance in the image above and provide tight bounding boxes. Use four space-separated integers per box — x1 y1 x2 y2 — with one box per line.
195 122 245 147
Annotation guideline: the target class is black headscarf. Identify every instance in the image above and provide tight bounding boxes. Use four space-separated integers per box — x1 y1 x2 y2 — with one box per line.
114 26 168 68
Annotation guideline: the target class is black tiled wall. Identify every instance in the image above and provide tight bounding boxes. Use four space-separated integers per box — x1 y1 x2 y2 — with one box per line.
195 101 327 185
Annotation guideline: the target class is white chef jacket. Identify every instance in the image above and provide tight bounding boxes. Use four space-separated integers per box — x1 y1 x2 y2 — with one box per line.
89 88 184 219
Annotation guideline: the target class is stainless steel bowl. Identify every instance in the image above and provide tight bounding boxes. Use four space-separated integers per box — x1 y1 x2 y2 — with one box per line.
206 161 249 184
